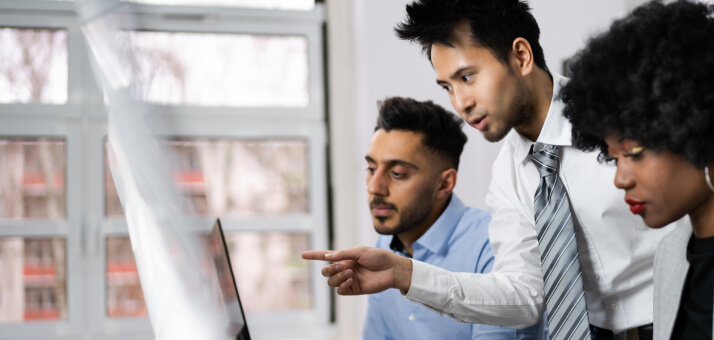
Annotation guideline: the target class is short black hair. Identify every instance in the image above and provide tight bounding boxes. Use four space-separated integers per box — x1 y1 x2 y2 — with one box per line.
394 0 548 71
561 0 714 168
376 96 468 170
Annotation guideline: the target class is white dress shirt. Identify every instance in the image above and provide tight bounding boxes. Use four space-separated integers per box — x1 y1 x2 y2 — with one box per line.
405 73 682 333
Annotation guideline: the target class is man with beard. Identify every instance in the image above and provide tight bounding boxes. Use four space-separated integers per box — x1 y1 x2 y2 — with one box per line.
304 0 684 339
360 96 546 339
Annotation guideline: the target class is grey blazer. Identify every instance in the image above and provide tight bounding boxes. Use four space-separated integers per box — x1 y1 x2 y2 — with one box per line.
652 225 710 339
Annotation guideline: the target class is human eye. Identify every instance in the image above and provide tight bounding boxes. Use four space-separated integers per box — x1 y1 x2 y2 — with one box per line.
597 152 618 166
623 146 645 160
390 171 406 179
462 74 473 83
366 166 375 175
440 84 452 92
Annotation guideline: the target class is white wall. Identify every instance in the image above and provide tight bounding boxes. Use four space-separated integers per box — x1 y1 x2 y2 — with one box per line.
534 0 628 74
328 0 638 338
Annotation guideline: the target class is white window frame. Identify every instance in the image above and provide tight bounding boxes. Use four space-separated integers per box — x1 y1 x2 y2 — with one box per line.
0 1 332 339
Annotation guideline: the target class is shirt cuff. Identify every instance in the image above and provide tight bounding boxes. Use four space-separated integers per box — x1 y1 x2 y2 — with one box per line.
403 259 449 310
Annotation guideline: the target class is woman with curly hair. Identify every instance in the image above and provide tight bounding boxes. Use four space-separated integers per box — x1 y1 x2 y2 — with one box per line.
560 0 714 339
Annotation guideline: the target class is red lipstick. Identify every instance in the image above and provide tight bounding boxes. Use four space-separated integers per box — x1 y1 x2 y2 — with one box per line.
625 199 646 215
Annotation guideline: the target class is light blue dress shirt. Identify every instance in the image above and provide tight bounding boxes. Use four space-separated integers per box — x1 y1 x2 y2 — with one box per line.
362 195 549 340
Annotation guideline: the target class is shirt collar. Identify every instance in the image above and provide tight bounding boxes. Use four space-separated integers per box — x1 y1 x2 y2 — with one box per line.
389 234 410 257
513 73 572 163
411 194 466 257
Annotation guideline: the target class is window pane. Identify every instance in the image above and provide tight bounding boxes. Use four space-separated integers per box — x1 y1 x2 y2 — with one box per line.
123 0 314 11
0 237 67 323
226 232 311 311
123 31 308 107
0 28 68 104
106 138 309 217
105 232 311 316
0 138 66 219
106 237 147 318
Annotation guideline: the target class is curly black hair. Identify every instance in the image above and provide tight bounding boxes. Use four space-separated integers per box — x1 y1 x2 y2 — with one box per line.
376 96 467 170
394 0 548 71
561 0 714 168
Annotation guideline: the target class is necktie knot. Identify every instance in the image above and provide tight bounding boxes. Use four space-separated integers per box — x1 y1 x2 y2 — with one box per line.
530 143 559 178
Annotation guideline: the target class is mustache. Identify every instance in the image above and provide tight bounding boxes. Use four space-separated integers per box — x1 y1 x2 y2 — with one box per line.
370 197 397 211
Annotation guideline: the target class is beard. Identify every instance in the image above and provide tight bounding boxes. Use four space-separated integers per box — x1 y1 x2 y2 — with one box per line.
482 76 536 143
371 187 436 236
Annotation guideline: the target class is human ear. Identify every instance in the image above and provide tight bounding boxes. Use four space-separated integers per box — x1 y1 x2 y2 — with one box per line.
512 37 534 76
437 168 457 199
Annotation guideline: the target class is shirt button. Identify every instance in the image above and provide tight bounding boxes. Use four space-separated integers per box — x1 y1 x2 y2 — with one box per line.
611 304 618 310
409 314 415 321
529 290 538 297
594 275 600 282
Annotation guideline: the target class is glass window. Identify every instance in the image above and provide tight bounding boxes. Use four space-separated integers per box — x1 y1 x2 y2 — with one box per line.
105 232 310 317
0 1 327 336
123 0 314 11
106 138 309 217
226 231 311 311
121 31 308 107
105 237 146 318
0 28 67 104
0 237 67 323
0 138 66 219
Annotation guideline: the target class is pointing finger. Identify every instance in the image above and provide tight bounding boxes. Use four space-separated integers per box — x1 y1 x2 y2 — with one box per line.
302 250 336 261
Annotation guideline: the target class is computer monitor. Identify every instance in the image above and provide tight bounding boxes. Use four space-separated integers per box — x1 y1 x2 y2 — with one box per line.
208 219 251 340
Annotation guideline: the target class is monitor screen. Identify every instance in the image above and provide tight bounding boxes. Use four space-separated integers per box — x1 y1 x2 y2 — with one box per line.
208 219 251 340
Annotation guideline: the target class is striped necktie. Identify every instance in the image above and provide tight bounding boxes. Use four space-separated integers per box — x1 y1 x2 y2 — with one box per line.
530 143 590 340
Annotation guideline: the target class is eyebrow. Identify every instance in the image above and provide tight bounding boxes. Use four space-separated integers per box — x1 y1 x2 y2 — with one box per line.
436 66 473 85
365 155 419 170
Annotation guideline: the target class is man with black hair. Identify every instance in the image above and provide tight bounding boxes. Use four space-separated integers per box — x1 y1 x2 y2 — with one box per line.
304 1 682 339
361 97 546 339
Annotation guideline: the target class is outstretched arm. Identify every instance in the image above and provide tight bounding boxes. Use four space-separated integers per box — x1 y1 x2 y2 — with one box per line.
302 162 546 328
302 246 413 295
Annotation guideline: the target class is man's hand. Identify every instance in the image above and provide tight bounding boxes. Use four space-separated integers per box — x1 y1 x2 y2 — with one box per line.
302 246 413 295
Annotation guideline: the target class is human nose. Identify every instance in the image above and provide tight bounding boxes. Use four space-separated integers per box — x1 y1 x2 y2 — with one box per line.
367 170 388 196
613 162 635 190
452 86 475 116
